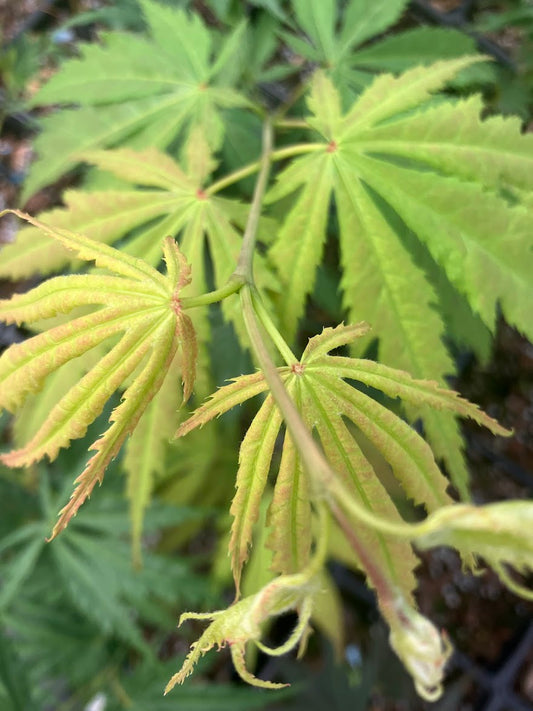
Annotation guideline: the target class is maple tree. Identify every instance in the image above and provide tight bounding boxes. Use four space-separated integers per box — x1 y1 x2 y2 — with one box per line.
1 0 532 703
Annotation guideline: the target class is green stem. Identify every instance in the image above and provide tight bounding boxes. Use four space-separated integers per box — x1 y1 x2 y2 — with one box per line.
181 277 245 309
251 288 297 366
206 162 261 196
206 143 323 196
328 477 416 539
241 284 333 492
274 118 310 129
234 120 274 282
307 500 329 577
329 498 396 610
110 675 134 708
272 143 324 161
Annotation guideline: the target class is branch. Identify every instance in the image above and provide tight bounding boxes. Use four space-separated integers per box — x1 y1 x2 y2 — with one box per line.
234 119 274 283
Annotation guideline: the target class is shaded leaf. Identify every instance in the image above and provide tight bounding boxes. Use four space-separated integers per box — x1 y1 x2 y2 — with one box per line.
285 0 478 98
24 0 249 197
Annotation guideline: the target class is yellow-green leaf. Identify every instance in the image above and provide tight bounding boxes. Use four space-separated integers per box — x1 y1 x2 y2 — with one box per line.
0 212 196 537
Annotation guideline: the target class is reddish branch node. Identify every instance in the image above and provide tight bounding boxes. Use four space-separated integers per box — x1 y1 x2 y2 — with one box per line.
326 140 337 153
196 188 207 200
291 362 305 376
171 292 183 316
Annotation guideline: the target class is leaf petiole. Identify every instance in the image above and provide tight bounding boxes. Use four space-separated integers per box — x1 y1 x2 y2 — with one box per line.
250 288 297 366
180 277 245 309
206 143 324 196
234 120 274 282
273 118 310 129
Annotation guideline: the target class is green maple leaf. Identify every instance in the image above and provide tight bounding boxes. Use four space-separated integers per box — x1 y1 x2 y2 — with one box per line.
176 324 507 595
5 311 177 559
284 0 485 98
2 135 277 361
12 346 105 448
123 353 183 566
267 60 533 495
0 211 197 539
23 0 249 199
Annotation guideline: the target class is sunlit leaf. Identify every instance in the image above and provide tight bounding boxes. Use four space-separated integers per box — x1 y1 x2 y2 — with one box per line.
0 212 196 538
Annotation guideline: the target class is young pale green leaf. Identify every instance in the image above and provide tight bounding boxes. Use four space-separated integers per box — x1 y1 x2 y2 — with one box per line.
0 209 169 288
80 146 193 191
1 144 207 279
303 326 509 436
334 168 469 496
411 242 493 364
0 275 163 333
0 190 180 280
301 322 371 361
180 323 508 602
415 501 533 600
2 143 277 367
175 371 272 438
24 0 249 198
267 380 312 576
0 304 164 415
0 214 196 538
351 94 533 192
308 372 452 511
175 320 509 698
166 570 318 693
49 317 179 540
354 155 533 341
268 63 530 492
339 56 484 132
175 370 305 582
3 315 163 465
13 356 91 447
267 153 333 335
240 495 275 598
230 395 284 595
123 353 183 566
